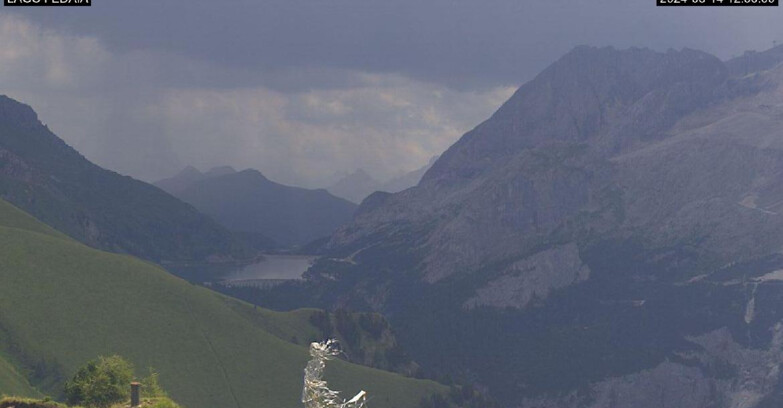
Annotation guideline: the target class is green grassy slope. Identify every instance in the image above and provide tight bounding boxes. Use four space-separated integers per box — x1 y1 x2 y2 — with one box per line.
229 306 323 346
0 353 41 399
227 303 418 375
0 200 65 240
0 200 444 408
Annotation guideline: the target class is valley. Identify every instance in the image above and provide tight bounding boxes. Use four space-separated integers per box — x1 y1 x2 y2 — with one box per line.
1 5 782 407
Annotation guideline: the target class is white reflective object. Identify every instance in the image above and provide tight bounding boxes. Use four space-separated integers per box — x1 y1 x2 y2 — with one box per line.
302 339 368 408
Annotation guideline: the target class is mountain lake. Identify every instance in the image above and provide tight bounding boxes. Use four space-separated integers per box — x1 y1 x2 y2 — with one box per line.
167 254 316 286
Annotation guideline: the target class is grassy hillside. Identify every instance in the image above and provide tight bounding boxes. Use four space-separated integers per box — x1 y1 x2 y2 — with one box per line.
0 353 41 399
223 302 419 375
0 200 65 240
0 199 444 408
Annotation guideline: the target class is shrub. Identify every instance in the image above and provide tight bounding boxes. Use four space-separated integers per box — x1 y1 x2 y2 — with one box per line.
358 314 387 339
308 311 332 338
334 309 360 348
64 355 133 408
140 368 166 399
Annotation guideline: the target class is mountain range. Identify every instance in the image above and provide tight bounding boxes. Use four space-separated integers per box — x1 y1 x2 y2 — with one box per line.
0 96 256 265
8 39 783 408
327 157 438 204
155 166 357 247
255 44 783 408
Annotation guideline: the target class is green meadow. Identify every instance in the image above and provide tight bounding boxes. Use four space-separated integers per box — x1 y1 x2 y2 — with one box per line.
0 199 444 408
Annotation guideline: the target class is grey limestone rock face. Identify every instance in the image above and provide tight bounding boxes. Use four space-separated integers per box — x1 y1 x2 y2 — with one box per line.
464 243 590 310
327 45 783 292
521 326 783 408
306 45 783 407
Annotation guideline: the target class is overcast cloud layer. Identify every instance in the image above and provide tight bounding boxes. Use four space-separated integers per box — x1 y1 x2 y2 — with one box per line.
1 1 782 186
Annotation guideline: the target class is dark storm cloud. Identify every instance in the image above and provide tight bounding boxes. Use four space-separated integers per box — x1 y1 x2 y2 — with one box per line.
1 1 782 185
10 0 783 90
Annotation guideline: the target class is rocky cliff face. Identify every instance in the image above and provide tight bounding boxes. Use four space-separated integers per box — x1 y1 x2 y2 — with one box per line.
329 47 741 283
270 46 783 407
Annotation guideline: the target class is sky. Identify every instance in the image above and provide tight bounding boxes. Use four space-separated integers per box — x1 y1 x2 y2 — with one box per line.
1 1 782 187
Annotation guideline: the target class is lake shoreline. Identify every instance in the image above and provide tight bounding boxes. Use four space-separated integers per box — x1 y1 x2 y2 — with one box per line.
167 254 317 284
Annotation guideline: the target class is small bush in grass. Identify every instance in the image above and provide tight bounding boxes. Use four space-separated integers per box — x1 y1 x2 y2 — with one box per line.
140 368 166 399
64 355 133 408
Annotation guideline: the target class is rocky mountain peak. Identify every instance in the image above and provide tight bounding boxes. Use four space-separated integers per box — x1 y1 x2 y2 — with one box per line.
424 46 728 184
290 45 783 408
204 165 237 177
178 165 202 177
235 168 270 183
0 95 40 128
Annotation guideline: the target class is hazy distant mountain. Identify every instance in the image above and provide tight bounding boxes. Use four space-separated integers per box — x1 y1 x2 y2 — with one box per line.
0 95 255 264
260 46 783 407
328 158 438 204
156 167 357 247
726 43 783 77
154 165 204 195
327 169 380 204
379 156 438 194
203 165 237 178
154 165 238 196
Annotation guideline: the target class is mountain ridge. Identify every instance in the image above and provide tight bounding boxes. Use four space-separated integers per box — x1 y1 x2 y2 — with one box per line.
156 166 357 247
327 157 438 204
0 95 257 264
258 45 783 408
